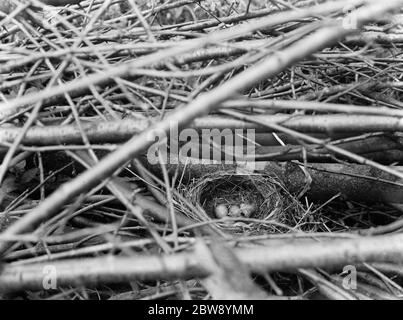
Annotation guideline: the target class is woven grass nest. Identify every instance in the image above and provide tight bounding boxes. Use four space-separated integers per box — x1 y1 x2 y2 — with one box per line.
185 171 298 235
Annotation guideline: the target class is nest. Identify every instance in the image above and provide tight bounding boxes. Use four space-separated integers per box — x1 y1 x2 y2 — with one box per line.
185 171 298 235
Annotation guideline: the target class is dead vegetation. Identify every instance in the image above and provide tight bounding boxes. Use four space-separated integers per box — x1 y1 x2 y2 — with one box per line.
1 0 403 300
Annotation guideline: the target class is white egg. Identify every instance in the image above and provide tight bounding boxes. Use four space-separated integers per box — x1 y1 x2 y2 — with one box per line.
228 205 241 217
214 204 228 218
240 203 256 218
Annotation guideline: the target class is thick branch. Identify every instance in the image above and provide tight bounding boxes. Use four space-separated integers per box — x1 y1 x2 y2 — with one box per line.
2 115 403 146
1 233 403 292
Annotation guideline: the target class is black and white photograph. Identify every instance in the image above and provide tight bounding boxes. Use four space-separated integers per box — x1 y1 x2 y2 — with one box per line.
0 0 403 306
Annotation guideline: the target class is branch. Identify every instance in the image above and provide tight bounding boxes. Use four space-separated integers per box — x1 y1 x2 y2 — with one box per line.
3 115 403 147
1 234 403 292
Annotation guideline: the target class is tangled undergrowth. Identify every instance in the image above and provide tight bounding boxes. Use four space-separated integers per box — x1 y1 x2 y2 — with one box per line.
1 0 403 300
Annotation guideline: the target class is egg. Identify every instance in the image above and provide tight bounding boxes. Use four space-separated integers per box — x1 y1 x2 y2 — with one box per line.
240 203 256 218
214 204 228 219
228 205 241 217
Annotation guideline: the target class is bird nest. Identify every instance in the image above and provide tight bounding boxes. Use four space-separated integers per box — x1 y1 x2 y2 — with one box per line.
185 171 297 235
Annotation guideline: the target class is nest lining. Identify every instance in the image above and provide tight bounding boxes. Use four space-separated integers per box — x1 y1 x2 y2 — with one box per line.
185 171 296 234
